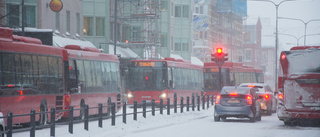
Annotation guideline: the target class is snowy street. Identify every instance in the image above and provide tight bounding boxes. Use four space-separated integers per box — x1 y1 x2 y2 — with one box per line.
13 106 320 137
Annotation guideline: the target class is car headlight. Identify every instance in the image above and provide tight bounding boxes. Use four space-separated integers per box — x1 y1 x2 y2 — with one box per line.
159 93 167 98
127 93 134 98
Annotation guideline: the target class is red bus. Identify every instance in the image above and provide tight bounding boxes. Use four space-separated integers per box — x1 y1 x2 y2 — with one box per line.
203 62 264 97
277 46 320 126
126 58 204 105
0 27 122 126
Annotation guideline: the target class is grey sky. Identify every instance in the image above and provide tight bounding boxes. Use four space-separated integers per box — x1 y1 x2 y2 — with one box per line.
247 0 320 50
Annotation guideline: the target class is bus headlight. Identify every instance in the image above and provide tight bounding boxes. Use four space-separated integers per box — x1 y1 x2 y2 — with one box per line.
159 93 167 98
127 93 134 98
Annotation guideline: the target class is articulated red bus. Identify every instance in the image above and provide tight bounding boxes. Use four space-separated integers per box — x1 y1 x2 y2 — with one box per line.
0 27 121 126
277 46 320 126
126 58 204 105
203 62 264 97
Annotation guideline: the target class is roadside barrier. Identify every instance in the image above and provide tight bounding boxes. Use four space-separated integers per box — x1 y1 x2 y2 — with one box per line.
0 95 214 137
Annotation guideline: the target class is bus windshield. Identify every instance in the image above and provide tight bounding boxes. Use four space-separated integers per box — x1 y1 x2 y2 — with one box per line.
285 49 320 74
128 67 167 91
204 68 230 91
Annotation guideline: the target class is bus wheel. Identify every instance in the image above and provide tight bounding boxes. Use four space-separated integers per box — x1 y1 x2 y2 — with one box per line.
79 99 86 120
39 99 48 125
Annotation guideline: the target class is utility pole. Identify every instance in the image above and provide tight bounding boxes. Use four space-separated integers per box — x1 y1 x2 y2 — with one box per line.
114 0 117 55
21 0 25 36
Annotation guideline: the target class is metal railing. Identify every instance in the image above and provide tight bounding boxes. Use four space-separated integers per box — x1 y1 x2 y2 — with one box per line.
0 94 214 137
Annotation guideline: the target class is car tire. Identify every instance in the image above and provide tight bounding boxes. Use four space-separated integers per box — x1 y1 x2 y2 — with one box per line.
256 113 261 121
267 102 272 115
250 116 256 122
214 116 220 122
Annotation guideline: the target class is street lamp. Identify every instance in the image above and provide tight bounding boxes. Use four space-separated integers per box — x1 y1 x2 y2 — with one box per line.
248 0 298 90
278 33 320 46
278 17 320 46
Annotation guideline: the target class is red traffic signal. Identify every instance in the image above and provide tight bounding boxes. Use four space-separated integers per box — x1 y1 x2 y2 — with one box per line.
217 48 222 54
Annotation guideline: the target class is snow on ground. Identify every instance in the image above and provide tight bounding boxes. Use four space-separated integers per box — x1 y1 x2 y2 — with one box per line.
13 106 320 137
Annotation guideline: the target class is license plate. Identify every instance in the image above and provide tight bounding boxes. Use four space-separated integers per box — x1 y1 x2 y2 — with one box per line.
227 100 240 103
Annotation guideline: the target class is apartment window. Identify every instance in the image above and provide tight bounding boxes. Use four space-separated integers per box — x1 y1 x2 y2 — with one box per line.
175 43 181 51
66 10 70 33
24 5 36 27
6 4 36 28
200 31 203 40
83 17 93 36
182 5 189 18
200 5 203 14
195 7 199 14
182 43 188 51
96 17 105 36
6 4 20 27
175 5 181 17
245 48 252 62
161 1 168 10
76 13 80 34
55 12 60 31
160 34 167 47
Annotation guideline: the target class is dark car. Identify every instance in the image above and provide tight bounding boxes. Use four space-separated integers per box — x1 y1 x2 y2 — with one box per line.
239 83 277 115
214 86 261 122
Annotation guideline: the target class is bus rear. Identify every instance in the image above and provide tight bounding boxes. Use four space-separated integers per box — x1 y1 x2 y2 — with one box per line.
277 46 320 125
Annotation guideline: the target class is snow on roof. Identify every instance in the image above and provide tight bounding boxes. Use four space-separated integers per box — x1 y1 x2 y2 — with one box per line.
170 53 184 60
109 45 139 58
53 35 96 48
191 56 204 66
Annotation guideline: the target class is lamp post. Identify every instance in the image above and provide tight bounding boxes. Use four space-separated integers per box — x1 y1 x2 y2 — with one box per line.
248 0 297 91
278 33 320 46
278 17 320 46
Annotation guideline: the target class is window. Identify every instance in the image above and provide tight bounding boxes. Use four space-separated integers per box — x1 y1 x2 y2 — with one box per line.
66 10 70 33
6 4 20 27
55 12 60 31
245 48 252 62
175 43 181 51
161 1 168 10
182 5 189 18
76 13 80 34
175 5 181 17
96 17 105 36
83 17 93 36
24 5 36 27
160 34 167 47
200 5 203 14
182 43 188 51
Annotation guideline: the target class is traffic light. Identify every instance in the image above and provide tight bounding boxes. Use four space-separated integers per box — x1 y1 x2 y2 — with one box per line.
211 48 228 67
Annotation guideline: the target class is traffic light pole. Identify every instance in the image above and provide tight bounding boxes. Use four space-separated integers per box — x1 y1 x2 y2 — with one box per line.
218 65 222 91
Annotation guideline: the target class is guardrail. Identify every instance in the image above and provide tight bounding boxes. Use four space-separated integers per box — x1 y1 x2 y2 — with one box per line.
0 94 214 137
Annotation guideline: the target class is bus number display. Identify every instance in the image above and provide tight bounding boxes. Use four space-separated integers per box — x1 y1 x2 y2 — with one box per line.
135 62 155 67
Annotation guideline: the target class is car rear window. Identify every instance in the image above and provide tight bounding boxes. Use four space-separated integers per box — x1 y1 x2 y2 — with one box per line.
220 88 249 95
240 85 263 89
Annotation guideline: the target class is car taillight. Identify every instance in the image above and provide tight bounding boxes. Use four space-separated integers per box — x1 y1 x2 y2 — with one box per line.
278 94 283 100
264 94 270 99
215 95 221 104
246 95 252 105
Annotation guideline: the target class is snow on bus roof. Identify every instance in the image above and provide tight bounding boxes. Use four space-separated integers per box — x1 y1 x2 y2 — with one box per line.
53 35 96 48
